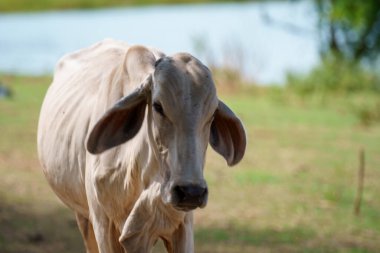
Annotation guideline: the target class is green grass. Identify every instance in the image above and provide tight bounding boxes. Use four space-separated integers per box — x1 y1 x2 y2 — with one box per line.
0 0 251 12
0 75 380 252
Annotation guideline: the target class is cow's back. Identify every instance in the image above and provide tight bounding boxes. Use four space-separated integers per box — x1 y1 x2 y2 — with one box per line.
37 39 131 213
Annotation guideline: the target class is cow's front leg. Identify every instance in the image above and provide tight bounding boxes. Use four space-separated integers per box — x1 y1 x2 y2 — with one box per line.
120 182 185 253
163 212 194 253
88 197 126 253
87 204 114 253
75 212 99 253
87 166 126 253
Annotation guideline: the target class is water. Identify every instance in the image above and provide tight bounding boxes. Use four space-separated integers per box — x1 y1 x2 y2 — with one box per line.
0 1 319 84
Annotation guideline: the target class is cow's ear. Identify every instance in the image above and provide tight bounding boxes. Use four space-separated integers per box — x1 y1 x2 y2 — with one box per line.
87 76 152 154
209 100 246 166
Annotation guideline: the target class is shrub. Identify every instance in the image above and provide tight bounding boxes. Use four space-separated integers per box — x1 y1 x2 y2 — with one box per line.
286 56 380 95
285 56 380 126
353 100 380 126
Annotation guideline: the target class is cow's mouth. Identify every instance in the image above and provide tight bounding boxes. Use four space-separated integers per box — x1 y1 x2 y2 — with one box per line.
173 203 200 212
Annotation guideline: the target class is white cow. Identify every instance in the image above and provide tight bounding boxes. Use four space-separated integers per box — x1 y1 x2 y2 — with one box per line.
37 39 246 253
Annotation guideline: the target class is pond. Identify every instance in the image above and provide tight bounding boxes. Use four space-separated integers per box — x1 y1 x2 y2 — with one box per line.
0 0 319 84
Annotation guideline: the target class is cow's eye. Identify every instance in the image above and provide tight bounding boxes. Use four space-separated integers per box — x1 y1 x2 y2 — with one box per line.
153 102 165 117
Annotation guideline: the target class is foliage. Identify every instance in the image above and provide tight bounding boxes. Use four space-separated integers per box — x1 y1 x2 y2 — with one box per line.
287 0 380 125
0 0 250 12
352 99 380 127
285 56 380 125
315 0 380 61
286 56 380 94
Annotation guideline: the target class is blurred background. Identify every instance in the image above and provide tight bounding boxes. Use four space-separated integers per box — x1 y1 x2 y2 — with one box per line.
0 0 379 252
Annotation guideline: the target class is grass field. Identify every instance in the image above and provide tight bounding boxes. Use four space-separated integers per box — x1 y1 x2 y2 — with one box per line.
0 75 379 252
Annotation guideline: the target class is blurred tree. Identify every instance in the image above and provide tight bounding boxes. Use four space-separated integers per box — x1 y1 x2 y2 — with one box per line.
315 0 380 61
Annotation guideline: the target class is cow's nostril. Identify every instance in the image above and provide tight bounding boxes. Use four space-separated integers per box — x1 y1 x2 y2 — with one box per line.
173 185 208 210
174 185 187 202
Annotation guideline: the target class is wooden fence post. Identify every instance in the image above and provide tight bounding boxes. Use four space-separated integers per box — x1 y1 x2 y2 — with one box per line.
353 148 365 216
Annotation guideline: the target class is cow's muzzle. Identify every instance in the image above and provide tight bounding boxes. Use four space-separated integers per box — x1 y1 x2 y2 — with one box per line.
171 184 208 211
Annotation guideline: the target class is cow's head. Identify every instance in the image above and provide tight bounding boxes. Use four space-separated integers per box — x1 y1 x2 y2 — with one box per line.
87 46 246 212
